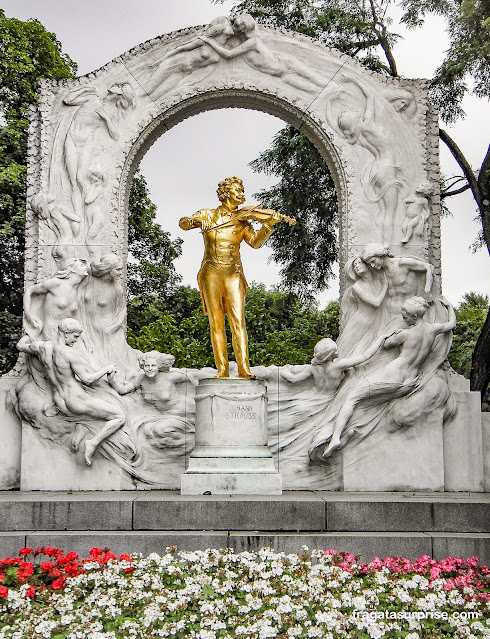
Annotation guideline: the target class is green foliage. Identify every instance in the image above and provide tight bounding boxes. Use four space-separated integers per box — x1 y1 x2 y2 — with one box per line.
219 0 399 75
448 292 489 378
250 127 338 297
127 171 183 299
127 283 340 368
400 0 490 123
0 10 76 374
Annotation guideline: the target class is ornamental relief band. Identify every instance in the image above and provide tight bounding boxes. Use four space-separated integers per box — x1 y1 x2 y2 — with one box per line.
3 12 476 494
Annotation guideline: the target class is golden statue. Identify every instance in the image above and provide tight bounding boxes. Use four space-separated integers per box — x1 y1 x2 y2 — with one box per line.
179 176 295 379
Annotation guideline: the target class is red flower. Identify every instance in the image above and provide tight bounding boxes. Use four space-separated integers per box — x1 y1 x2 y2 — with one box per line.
119 554 131 562
124 567 134 574
0 586 7 598
18 548 33 558
25 586 36 598
51 576 67 590
89 548 102 558
102 552 116 564
44 547 62 558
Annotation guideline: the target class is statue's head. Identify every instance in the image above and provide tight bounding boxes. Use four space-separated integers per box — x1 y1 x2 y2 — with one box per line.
107 83 136 111
338 110 361 142
415 182 434 197
360 243 392 270
312 338 338 365
345 256 368 281
138 351 175 376
217 176 245 203
58 318 83 346
56 258 89 279
206 16 234 38
91 253 123 279
233 13 256 34
401 296 429 325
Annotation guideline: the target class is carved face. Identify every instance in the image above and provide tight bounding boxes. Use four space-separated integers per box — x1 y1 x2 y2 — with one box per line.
63 330 82 347
401 310 417 326
73 259 89 277
353 258 367 276
142 358 159 378
367 256 384 270
110 265 123 280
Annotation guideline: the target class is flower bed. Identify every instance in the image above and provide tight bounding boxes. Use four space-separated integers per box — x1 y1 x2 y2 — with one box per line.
0 546 489 638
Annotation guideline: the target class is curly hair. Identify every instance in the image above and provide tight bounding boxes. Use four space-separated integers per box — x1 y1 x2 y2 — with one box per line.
401 296 429 318
217 176 243 202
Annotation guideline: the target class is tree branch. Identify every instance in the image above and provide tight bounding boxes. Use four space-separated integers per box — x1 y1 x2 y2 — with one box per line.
441 184 470 198
439 128 480 203
368 0 398 76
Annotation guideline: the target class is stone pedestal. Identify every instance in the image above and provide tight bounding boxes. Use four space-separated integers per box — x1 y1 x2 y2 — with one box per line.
181 378 282 495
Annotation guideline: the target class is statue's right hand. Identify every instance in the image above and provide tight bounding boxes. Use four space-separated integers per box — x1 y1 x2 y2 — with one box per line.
200 219 212 231
106 364 117 375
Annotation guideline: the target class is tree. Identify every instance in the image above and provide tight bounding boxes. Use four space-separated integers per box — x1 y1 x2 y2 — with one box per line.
0 11 183 374
0 10 76 373
220 0 490 398
448 292 488 378
249 127 338 299
128 282 340 368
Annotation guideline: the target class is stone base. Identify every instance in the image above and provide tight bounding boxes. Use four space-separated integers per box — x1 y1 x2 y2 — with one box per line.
20 423 136 491
343 415 445 492
0 377 21 490
181 378 282 495
181 472 282 495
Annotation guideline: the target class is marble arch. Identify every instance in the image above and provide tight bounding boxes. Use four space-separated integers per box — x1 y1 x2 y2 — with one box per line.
26 17 441 293
4 15 482 494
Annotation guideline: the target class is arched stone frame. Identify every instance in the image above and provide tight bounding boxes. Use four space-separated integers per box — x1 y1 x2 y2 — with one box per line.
24 21 442 306
7 17 486 495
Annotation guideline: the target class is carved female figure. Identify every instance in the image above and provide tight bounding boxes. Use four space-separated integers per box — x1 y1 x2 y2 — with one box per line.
276 336 386 395
200 13 327 93
145 16 235 96
59 83 136 226
23 258 90 340
312 297 456 460
83 254 138 371
329 75 405 242
30 192 81 264
108 351 193 415
337 256 388 357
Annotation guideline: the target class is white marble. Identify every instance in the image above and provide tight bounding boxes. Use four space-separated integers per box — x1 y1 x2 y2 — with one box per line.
181 379 282 495
0 13 486 494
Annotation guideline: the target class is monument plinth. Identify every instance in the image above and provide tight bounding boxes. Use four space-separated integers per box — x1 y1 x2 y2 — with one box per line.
181 378 282 495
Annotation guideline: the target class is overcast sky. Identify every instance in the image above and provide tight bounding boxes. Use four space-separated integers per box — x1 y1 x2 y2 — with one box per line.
3 0 489 306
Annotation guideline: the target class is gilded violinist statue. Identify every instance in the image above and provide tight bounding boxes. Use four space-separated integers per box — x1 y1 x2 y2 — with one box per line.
179 176 295 379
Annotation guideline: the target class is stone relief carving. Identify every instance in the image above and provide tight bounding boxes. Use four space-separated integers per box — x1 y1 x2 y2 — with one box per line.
144 16 236 97
48 83 136 253
30 192 81 264
308 296 456 460
327 74 406 243
401 182 434 244
23 258 90 340
199 14 329 93
2 15 471 492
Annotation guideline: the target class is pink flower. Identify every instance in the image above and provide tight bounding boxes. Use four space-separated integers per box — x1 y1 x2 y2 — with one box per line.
324 549 337 556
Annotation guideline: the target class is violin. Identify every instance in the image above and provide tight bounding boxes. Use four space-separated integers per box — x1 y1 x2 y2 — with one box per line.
205 206 296 232
235 206 297 226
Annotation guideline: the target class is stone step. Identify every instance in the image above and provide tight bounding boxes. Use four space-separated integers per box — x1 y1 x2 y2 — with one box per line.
1 491 488 563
